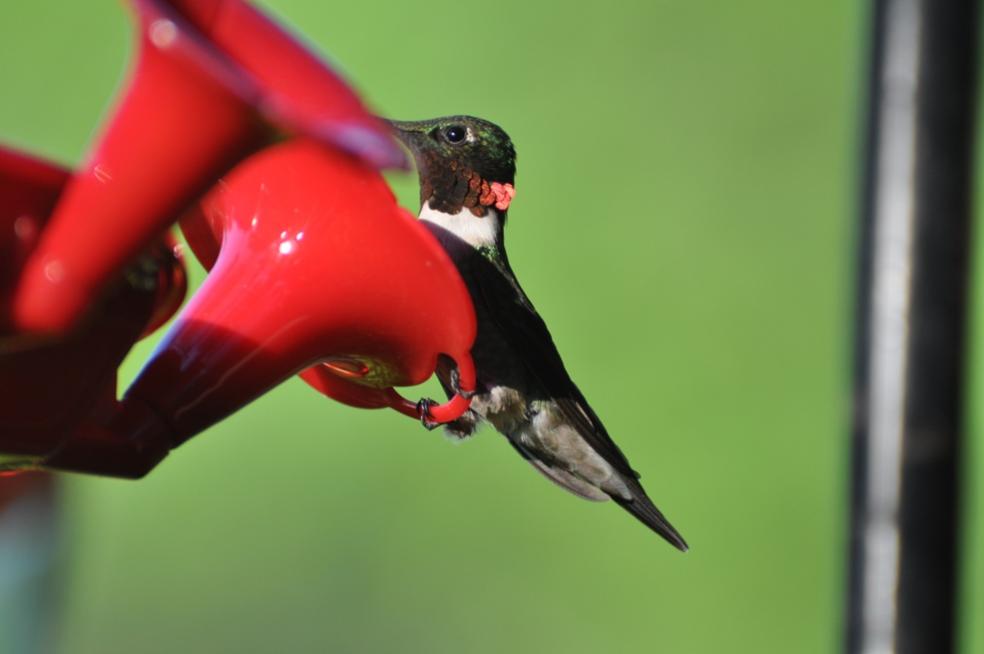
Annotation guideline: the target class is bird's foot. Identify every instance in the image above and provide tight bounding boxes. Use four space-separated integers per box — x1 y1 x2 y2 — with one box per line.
415 397 440 430
444 409 481 439
449 368 476 399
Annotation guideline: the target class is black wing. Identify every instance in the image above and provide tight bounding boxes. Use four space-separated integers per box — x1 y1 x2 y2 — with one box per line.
459 245 641 482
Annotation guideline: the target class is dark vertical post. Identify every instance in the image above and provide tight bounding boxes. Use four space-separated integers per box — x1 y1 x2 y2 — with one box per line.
847 1 979 653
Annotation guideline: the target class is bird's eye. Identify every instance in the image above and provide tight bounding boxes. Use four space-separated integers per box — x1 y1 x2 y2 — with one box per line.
444 125 467 143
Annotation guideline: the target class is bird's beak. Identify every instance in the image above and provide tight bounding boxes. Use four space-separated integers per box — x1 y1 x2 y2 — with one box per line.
381 119 430 157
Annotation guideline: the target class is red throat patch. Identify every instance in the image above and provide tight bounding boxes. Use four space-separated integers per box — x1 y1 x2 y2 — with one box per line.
485 182 516 211
492 182 516 210
428 161 516 217
471 179 515 216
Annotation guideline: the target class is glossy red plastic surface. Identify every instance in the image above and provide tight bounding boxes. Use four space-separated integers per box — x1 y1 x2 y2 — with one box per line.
116 139 476 450
167 0 401 168
0 147 68 326
0 147 186 466
3 0 475 478
11 0 402 337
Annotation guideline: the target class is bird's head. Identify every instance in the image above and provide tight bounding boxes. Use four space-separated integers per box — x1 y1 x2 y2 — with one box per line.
386 115 516 216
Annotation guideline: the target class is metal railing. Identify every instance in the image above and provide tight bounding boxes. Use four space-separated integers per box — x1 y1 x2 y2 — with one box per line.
847 1 979 652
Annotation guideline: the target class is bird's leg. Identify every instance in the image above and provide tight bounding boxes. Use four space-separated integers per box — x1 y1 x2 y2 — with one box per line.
415 397 440 430
449 366 476 399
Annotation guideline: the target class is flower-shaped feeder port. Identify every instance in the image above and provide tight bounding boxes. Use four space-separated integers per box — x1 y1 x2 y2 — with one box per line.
0 146 186 472
11 0 403 337
43 140 477 477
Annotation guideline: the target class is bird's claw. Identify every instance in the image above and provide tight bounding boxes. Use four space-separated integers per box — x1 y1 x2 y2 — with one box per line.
416 397 440 430
449 368 476 400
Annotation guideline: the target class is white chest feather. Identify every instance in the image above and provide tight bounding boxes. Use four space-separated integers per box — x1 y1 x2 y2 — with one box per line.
418 203 500 248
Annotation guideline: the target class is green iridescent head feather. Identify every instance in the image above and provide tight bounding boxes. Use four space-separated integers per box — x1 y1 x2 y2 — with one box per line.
386 115 516 215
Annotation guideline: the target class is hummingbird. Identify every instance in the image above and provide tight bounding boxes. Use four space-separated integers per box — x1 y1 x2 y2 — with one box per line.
388 116 688 551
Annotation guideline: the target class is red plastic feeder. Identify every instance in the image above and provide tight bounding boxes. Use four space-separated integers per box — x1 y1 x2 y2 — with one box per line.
180 141 477 424
11 0 402 337
43 141 476 477
1 0 476 478
0 146 186 469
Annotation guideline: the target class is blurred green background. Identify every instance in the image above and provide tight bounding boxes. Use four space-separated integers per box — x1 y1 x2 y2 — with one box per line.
3 1 982 652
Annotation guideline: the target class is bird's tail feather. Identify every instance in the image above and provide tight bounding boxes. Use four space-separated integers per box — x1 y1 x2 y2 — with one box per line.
613 478 689 552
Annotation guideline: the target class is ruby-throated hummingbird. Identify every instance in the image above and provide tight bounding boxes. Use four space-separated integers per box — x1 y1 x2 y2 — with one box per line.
388 116 687 551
